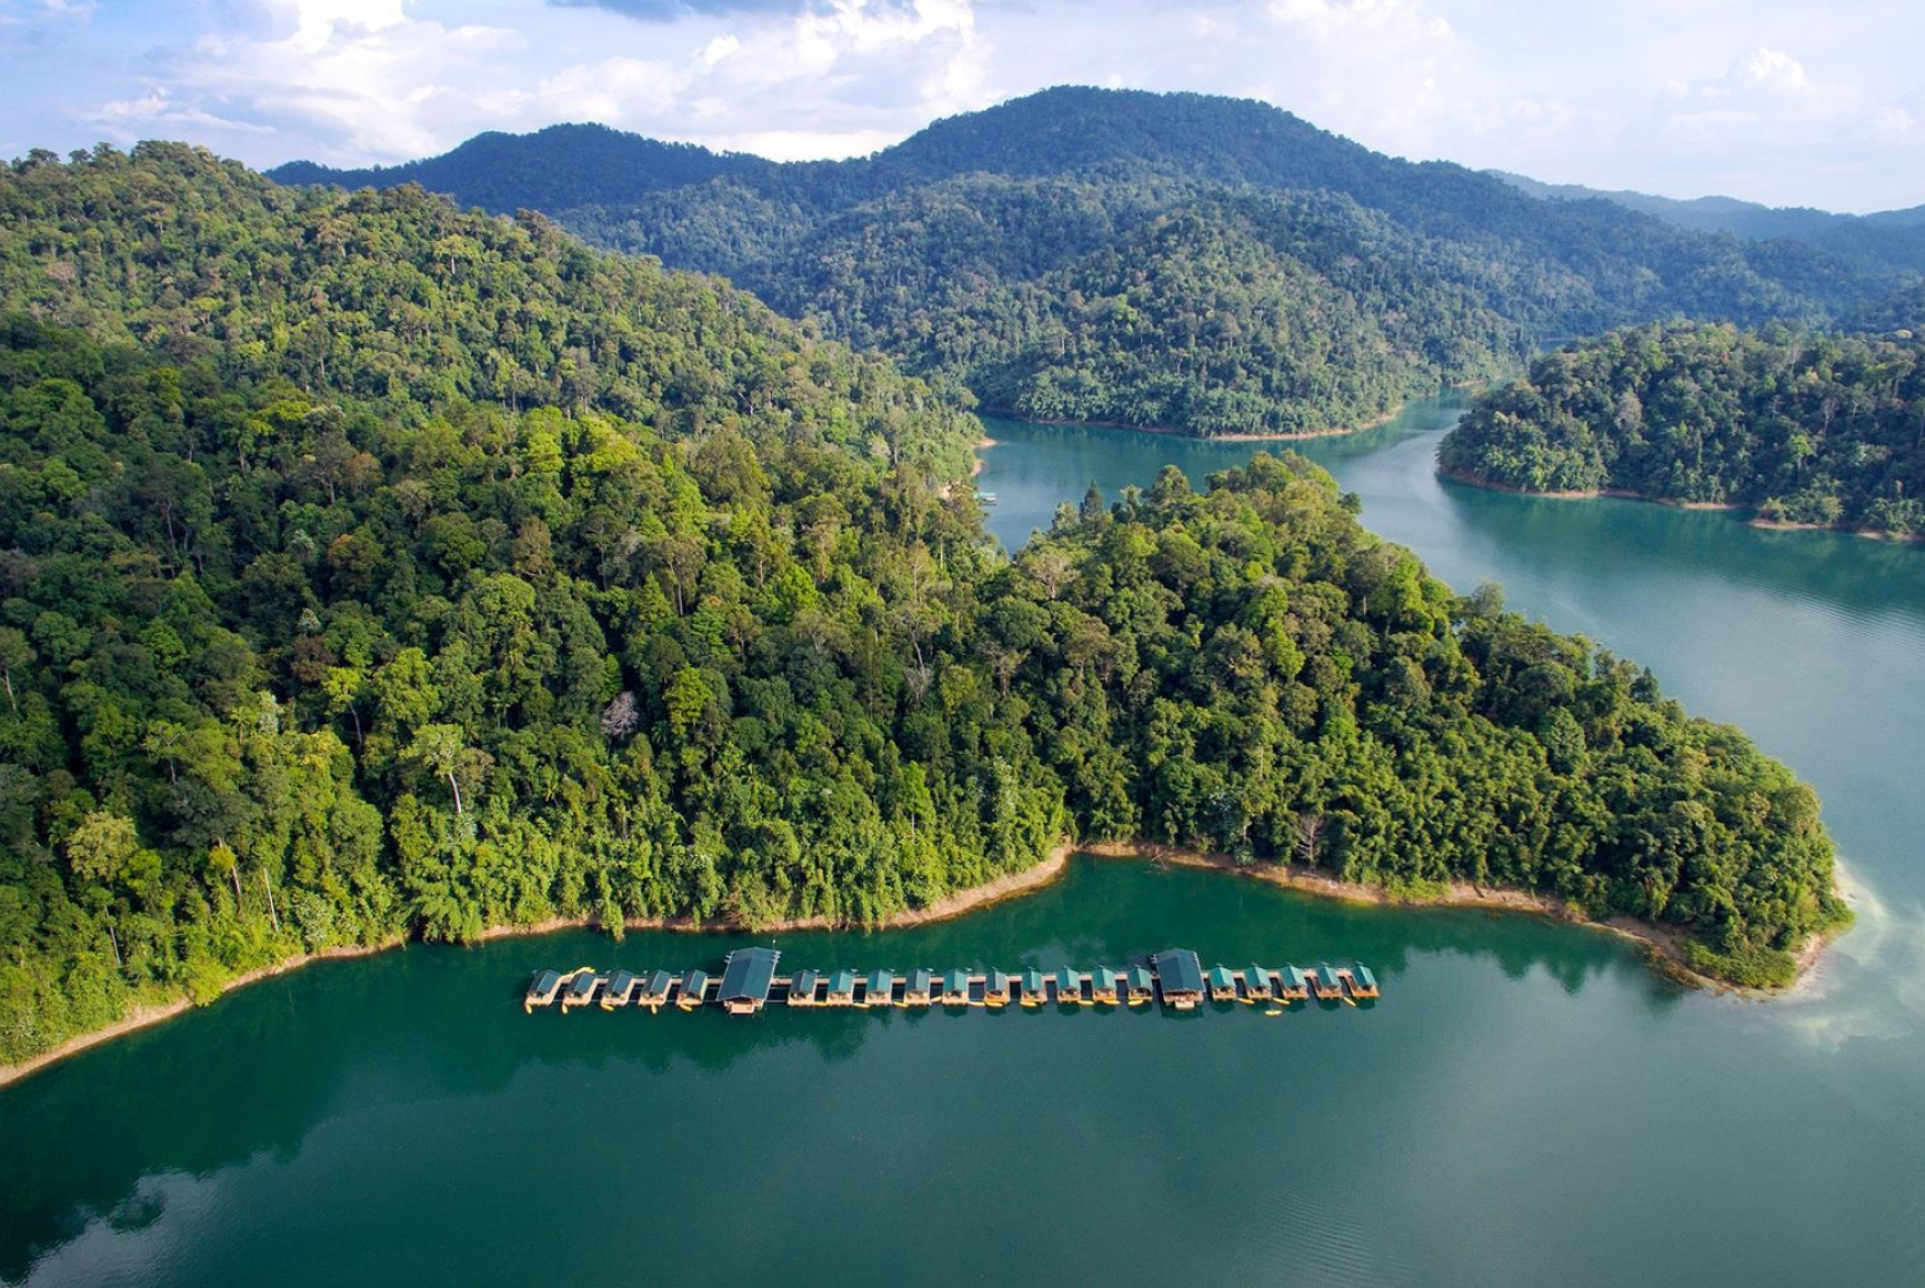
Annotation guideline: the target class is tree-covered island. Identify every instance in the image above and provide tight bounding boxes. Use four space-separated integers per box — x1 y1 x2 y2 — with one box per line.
0 144 1848 1070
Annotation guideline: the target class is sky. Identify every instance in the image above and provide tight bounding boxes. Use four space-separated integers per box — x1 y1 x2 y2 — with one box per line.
0 0 1920 213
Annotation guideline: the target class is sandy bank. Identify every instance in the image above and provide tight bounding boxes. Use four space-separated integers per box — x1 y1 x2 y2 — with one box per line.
978 408 1397 442
1079 840 1830 996
0 849 1071 1091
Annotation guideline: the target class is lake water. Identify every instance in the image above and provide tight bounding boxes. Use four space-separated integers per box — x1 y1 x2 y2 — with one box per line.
5 398 1924 1286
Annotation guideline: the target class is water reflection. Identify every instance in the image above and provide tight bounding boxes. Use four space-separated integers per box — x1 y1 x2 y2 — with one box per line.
0 856 1675 1282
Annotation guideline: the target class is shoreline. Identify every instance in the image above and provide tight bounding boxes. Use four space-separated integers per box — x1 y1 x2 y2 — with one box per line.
978 407 1399 442
1 834 1835 1090
1077 840 1829 997
1442 469 1923 541
0 847 1070 1092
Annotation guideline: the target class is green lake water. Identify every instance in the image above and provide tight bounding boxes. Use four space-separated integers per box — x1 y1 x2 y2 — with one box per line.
5 397 1925 1286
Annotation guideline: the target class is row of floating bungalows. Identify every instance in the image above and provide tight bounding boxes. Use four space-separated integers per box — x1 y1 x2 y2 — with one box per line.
527 949 1379 1013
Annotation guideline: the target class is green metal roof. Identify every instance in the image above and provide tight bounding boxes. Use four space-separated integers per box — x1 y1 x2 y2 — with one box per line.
1055 966 1080 991
1021 969 1045 992
942 969 969 996
719 947 780 1003
1152 948 1205 994
679 969 708 1000
1090 966 1117 989
1318 965 1341 989
530 970 560 997
790 969 819 995
1126 966 1154 990
642 970 675 997
986 970 1010 991
828 969 857 996
606 971 636 997
1245 966 1273 991
908 969 934 995
1284 966 1309 989
867 969 894 998
568 972 599 997
1208 965 1238 988
1352 964 1377 990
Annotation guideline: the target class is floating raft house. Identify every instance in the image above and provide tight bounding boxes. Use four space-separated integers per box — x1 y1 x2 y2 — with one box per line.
719 948 779 1015
602 970 638 1010
640 970 675 1009
1152 949 1206 1010
563 971 602 1010
524 947 1376 1017
525 970 563 1013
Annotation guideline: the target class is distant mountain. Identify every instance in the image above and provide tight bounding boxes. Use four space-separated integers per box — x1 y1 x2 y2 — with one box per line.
268 122 768 214
273 87 1905 436
1488 170 1925 277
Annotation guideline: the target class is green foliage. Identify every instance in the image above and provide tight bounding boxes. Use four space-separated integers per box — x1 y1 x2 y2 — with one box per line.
1440 321 1925 534
537 88 1883 436
0 144 1847 1065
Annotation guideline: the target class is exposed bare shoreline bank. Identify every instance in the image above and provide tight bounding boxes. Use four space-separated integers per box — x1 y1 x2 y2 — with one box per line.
1441 468 1923 542
0 836 1833 1090
1077 841 1833 997
977 407 1397 442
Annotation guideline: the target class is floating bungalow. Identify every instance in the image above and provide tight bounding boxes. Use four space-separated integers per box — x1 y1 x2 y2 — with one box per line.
1054 966 1084 1005
826 969 858 1007
1243 966 1274 1002
639 970 675 1010
1208 965 1240 1002
1347 965 1380 999
984 970 1012 1007
1153 948 1205 1009
601 970 638 1010
788 969 820 1007
1020 969 1046 1007
1125 966 1155 1006
1278 966 1310 1001
941 969 971 1005
525 970 563 1012
563 971 602 1010
1314 965 1343 1000
1089 966 1120 1005
718 948 780 1016
905 969 935 1006
677 968 709 1010
865 969 895 1008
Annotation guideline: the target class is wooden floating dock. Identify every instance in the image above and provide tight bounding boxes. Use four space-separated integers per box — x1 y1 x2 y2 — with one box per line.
524 948 1381 1016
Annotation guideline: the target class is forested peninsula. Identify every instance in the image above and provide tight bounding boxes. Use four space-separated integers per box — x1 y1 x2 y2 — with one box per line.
1439 321 1925 537
277 88 1893 440
0 144 1848 1069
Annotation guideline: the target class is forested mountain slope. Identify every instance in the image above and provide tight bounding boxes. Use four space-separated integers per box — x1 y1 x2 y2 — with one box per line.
1490 170 1925 278
1440 321 1925 535
274 88 1892 438
0 145 1847 1066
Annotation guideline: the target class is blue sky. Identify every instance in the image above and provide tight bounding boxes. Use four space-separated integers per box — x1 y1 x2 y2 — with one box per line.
2 0 1919 212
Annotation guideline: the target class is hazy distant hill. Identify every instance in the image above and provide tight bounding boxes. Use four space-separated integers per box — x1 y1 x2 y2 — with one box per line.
1489 169 1925 277
269 122 768 215
275 87 1904 436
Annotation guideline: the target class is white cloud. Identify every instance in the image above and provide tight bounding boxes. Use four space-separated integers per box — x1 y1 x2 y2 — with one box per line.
7 0 1923 211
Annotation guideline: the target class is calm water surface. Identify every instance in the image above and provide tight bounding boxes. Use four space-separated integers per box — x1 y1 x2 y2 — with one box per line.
5 398 1925 1286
